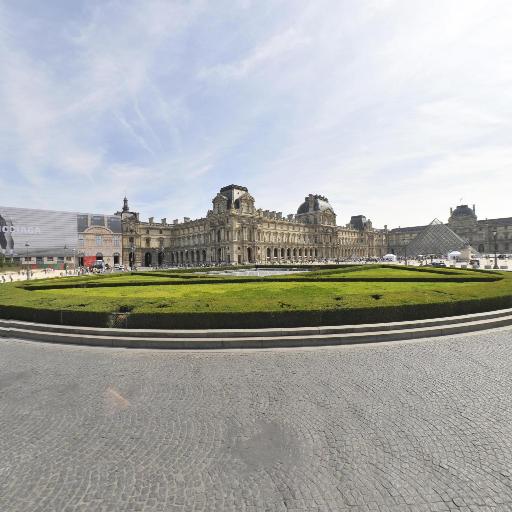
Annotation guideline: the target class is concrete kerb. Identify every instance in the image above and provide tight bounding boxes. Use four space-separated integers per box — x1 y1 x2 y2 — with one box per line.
1 308 512 349
1 307 512 338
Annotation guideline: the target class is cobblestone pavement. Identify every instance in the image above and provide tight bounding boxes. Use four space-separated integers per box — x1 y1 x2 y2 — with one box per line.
2 330 512 512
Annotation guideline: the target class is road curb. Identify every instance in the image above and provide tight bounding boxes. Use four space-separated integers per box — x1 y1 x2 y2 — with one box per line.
1 308 512 349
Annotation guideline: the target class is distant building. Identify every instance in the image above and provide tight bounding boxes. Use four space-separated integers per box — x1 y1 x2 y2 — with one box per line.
118 185 387 267
77 214 122 267
388 204 512 255
0 206 122 269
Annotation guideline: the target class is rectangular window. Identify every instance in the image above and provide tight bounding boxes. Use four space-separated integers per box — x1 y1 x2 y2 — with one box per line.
78 236 84 247
47 257 54 262
96 235 102 246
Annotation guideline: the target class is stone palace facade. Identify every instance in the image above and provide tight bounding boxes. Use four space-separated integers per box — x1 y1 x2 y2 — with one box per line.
118 185 387 267
388 204 512 256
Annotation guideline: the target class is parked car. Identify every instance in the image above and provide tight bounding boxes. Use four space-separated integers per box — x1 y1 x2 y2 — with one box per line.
432 261 447 267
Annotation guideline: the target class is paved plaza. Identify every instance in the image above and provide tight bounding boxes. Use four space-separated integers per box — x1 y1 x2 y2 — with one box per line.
1 330 512 511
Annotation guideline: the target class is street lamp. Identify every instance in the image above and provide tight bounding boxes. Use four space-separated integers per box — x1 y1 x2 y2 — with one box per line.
130 244 135 270
492 229 499 269
25 241 30 280
160 242 166 268
64 244 68 274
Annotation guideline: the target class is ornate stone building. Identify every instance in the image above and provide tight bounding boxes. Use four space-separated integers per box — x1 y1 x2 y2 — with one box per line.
77 214 123 268
118 185 387 267
388 204 512 256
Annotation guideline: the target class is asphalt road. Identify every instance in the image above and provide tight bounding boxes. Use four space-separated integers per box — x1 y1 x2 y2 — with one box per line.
1 329 512 511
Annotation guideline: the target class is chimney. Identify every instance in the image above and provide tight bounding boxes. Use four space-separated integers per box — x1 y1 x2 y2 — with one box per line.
173 219 179 224
183 217 190 223
472 204 476 214
287 214 294 221
161 218 166 225
148 217 154 224
450 207 453 215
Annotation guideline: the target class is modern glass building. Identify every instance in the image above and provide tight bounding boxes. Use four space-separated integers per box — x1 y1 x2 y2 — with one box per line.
0 206 122 269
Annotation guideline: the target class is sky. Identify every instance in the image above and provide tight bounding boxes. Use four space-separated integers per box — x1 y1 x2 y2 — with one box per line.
1 0 511 228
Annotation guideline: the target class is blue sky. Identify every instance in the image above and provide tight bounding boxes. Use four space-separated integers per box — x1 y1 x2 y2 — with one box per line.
1 0 511 228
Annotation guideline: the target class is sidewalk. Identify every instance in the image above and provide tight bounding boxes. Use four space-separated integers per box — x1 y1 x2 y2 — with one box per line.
0 268 79 283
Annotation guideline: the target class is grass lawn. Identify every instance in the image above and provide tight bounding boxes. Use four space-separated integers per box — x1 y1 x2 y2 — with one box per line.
0 265 509 316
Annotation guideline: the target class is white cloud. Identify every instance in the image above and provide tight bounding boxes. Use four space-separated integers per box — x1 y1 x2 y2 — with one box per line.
199 27 312 80
0 0 511 228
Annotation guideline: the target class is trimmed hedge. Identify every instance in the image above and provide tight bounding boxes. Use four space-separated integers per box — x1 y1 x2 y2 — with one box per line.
21 275 501 291
2 294 512 329
124 295 512 328
0 304 110 327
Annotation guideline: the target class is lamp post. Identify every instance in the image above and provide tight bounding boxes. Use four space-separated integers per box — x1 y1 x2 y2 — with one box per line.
25 241 30 280
160 242 166 268
130 243 135 270
64 244 68 274
492 229 499 269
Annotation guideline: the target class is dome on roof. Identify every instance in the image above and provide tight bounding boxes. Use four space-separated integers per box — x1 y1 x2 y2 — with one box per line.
451 205 476 218
297 194 334 215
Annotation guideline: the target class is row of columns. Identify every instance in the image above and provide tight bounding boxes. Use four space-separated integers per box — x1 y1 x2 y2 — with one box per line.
127 243 373 267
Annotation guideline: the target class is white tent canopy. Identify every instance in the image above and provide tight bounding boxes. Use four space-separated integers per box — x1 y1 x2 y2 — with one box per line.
383 253 397 261
447 250 461 259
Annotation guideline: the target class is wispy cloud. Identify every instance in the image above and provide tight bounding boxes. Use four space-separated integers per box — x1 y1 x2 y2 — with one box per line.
199 27 312 80
1 0 511 227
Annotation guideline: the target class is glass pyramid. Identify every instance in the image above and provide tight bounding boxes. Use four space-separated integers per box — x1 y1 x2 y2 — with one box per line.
404 219 469 257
